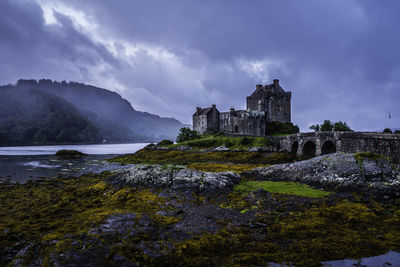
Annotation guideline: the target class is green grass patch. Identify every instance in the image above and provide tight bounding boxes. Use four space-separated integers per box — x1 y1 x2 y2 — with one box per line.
354 151 388 171
169 133 274 150
234 181 330 198
354 151 385 163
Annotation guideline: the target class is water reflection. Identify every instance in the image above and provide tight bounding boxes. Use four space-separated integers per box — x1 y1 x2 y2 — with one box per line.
0 154 131 183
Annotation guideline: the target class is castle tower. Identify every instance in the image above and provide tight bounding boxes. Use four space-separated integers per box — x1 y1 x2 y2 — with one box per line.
246 79 291 122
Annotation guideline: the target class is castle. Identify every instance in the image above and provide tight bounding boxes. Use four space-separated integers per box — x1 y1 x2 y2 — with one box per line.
193 79 291 136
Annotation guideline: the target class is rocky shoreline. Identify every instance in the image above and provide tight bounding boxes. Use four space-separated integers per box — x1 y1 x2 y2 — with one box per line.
1 150 400 266
108 152 400 198
244 153 400 198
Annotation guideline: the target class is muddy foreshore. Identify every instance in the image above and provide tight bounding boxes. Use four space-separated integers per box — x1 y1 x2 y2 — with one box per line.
1 149 400 267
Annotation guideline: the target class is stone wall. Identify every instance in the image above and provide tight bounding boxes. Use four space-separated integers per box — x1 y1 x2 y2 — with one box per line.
277 132 400 163
266 92 291 122
207 107 220 133
220 110 266 136
339 132 400 162
246 96 259 111
193 114 208 134
193 105 220 134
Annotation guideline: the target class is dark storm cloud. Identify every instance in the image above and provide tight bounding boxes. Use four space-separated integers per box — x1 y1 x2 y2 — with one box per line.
0 0 116 85
1 0 399 130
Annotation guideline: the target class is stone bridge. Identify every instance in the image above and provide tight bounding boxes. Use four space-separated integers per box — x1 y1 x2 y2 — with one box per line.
277 132 400 162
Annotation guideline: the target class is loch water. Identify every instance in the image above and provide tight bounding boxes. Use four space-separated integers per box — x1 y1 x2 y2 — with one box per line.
0 143 148 183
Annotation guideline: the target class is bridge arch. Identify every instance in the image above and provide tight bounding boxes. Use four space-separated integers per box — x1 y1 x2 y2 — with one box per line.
302 141 316 157
321 140 336 155
291 141 298 154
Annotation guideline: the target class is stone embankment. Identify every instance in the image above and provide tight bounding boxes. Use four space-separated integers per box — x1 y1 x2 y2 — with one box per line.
107 164 241 193
244 153 400 197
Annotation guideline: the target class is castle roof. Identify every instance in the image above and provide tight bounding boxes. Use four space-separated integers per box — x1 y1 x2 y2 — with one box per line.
250 79 288 97
193 106 219 116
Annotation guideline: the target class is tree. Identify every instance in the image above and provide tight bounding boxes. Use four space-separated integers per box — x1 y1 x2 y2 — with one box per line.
311 120 352 132
333 121 352 131
383 128 393 134
176 127 200 143
320 120 333 131
395 130 400 134
309 124 320 132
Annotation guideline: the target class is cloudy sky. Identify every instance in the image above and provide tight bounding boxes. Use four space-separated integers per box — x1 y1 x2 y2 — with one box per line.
1 0 399 131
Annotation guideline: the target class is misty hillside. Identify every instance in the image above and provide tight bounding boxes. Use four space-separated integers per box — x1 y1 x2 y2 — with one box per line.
0 79 185 145
0 87 102 145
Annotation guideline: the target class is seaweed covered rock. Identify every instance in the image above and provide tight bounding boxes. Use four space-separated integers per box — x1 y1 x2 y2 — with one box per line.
107 164 241 193
55 150 87 157
244 153 400 196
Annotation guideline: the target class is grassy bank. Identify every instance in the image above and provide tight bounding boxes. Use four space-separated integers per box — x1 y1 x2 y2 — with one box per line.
163 133 274 150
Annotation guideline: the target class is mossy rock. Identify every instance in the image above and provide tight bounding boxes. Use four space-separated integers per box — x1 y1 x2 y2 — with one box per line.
55 150 87 157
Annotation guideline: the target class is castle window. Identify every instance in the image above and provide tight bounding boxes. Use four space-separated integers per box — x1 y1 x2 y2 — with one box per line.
234 125 239 133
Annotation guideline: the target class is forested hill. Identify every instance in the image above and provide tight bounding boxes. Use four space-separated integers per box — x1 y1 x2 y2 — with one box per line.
0 79 185 145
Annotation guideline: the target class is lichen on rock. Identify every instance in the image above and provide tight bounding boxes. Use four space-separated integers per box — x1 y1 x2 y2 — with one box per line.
106 164 241 194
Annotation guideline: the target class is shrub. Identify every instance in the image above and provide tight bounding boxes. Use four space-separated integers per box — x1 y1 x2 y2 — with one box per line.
176 127 200 143
266 121 299 136
239 137 252 146
383 128 393 134
224 139 234 148
253 137 273 147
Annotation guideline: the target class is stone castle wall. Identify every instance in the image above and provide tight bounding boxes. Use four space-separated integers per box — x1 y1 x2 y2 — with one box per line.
207 108 220 133
192 114 208 134
219 110 266 136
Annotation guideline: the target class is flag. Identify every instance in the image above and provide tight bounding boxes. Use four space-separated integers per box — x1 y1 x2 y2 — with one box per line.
389 112 391 119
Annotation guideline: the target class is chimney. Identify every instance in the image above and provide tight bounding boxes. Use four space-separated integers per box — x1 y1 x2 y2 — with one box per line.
256 84 263 90
230 106 235 111
273 79 279 86
196 107 201 113
212 104 216 109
